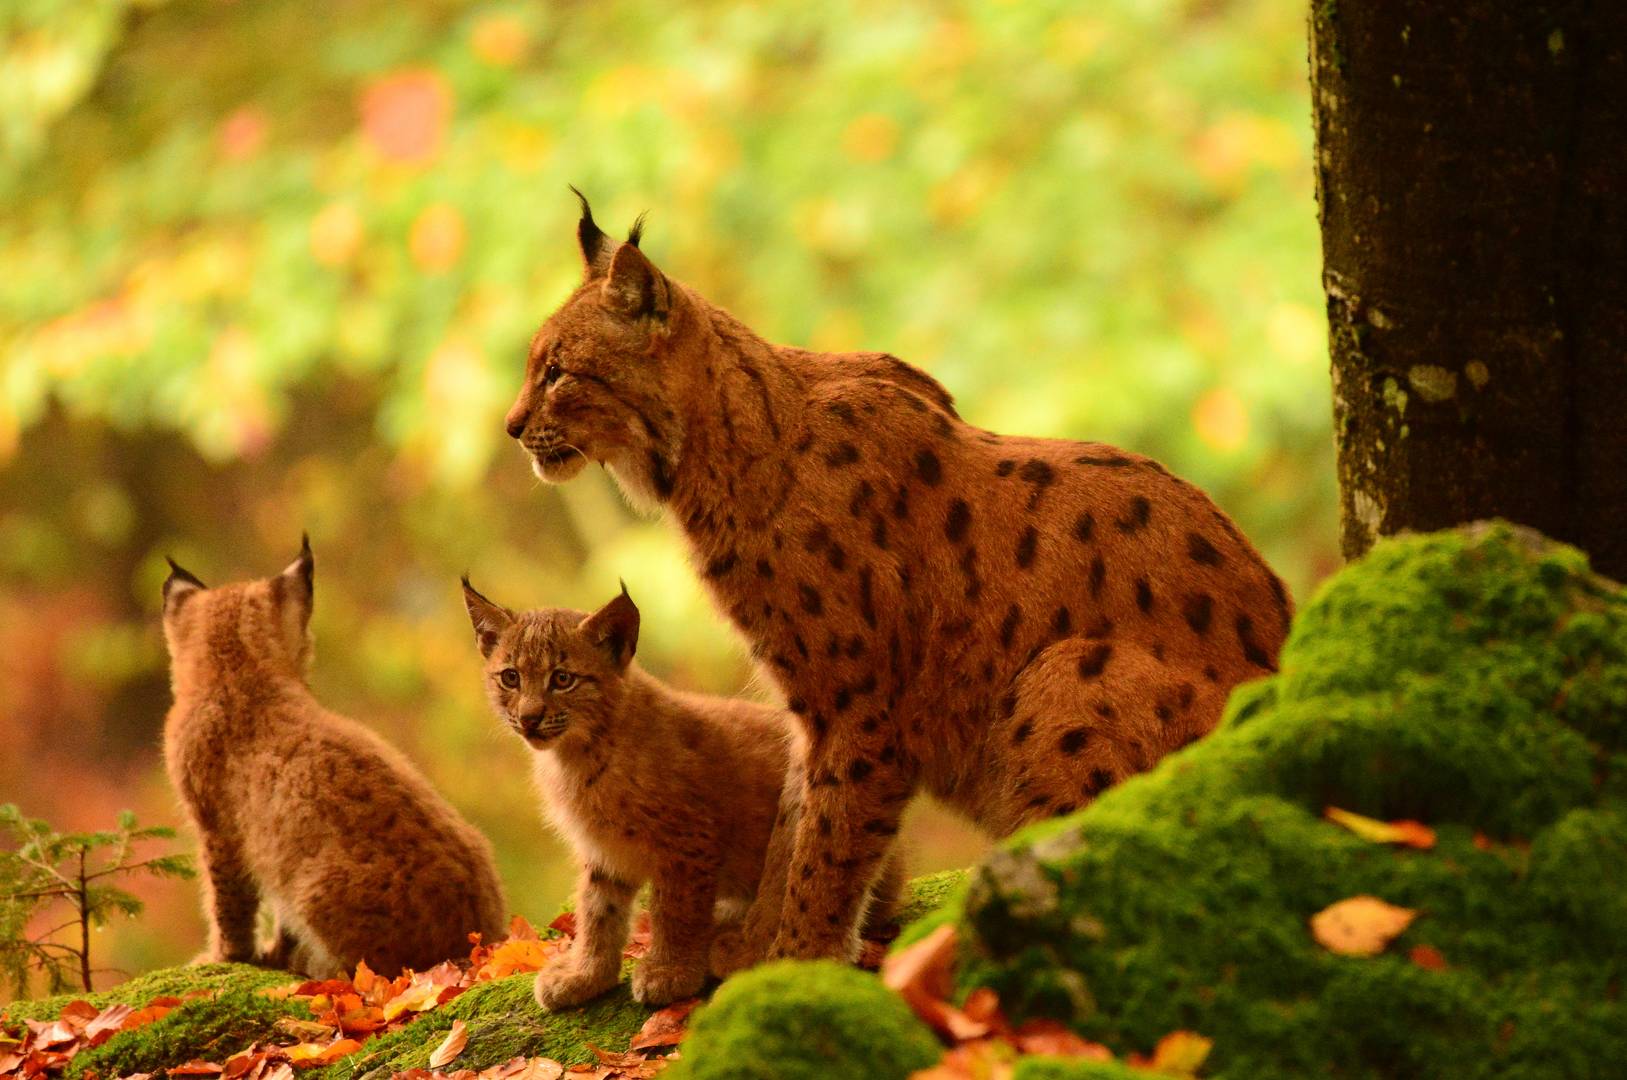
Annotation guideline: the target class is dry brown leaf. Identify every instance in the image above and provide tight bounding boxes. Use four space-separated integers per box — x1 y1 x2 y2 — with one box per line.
167 1061 224 1075
428 1020 469 1069
1323 807 1436 850
629 999 700 1051
1310 895 1417 956
883 924 958 1002
1146 1030 1213 1075
1009 1020 1111 1059
1409 944 1448 971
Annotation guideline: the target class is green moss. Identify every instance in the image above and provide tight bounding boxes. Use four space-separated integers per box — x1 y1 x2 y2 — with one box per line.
4 964 296 1023
329 975 649 1079
671 961 940 1080
951 523 1627 1079
67 986 311 1078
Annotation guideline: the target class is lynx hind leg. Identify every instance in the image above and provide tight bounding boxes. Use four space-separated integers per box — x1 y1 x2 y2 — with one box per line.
994 636 1227 831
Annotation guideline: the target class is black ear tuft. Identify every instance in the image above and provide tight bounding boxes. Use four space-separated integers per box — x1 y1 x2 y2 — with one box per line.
571 184 610 275
163 557 207 605
627 212 647 248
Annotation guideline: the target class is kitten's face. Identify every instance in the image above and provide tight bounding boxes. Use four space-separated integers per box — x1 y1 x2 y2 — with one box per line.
161 540 315 680
462 581 640 751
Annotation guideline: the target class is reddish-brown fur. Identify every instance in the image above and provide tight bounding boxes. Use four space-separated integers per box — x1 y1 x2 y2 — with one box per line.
460 582 904 1006
160 543 507 976
503 197 1292 967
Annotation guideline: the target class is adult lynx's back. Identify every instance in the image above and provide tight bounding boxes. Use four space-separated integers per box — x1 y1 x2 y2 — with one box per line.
502 195 1292 966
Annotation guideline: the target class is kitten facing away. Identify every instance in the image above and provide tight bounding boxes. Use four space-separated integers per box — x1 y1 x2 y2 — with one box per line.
161 540 507 976
461 579 900 1009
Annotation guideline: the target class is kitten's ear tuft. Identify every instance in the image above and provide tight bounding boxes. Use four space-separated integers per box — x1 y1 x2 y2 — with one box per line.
602 241 669 324
462 576 515 659
581 586 639 670
162 557 206 609
279 534 314 598
627 211 648 248
572 185 612 281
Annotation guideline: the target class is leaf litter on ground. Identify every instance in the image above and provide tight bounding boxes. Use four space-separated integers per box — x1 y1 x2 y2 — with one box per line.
884 925 1211 1077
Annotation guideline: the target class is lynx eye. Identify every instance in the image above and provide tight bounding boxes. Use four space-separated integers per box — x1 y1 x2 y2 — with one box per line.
498 668 521 690
543 363 563 387
549 669 577 692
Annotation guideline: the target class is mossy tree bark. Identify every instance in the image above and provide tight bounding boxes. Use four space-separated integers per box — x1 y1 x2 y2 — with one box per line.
1311 3 1627 578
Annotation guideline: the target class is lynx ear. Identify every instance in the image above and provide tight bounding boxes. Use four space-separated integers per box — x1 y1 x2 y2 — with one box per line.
602 241 669 324
572 185 613 281
579 583 639 670
272 533 315 631
162 557 207 611
462 576 515 659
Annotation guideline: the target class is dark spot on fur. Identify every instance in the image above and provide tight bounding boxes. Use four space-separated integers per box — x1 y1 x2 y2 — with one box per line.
945 499 972 542
871 515 889 549
1018 459 1055 509
1177 682 1196 710
1053 606 1072 636
848 759 874 782
1204 664 1221 682
849 480 874 516
793 432 814 454
1154 703 1173 721
1183 593 1213 634
1095 701 1116 719
798 584 824 615
794 633 810 660
1078 642 1113 678
1076 453 1135 467
846 635 867 658
999 691 1018 719
1188 532 1224 566
787 696 808 714
756 558 774 578
999 604 1022 648
858 566 877 628
1089 554 1107 597
1135 578 1154 612
825 441 861 467
960 546 981 600
1012 720 1034 745
804 524 830 552
1116 496 1152 533
1060 727 1089 755
1087 768 1114 793
1073 512 1095 543
704 550 738 578
827 543 847 571
995 459 1016 477
834 688 852 712
916 449 942 485
893 486 910 518
828 401 857 425
1236 613 1275 670
1015 526 1039 569
864 818 898 835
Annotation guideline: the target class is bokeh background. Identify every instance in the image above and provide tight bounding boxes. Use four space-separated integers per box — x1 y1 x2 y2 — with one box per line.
0 0 1336 997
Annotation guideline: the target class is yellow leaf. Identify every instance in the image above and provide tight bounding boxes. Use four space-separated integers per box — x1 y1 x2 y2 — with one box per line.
1324 807 1436 850
381 979 442 1021
1310 896 1417 956
428 1019 468 1069
1148 1030 1213 1075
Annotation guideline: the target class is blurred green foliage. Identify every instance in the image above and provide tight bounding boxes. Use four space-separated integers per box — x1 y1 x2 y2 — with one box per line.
0 0 1334 993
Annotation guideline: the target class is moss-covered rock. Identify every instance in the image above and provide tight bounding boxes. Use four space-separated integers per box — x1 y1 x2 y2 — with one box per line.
947 523 1627 1078
670 961 940 1080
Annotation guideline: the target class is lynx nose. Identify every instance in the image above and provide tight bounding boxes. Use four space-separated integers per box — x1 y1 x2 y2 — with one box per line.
504 403 529 439
519 711 546 737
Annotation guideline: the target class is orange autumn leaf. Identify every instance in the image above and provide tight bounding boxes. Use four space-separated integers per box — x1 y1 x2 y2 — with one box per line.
428 1020 469 1069
629 999 701 1051
167 1061 224 1075
1410 944 1448 971
911 1040 1017 1080
282 1038 363 1067
1147 1030 1213 1075
381 979 443 1021
1324 807 1436 850
1010 1019 1111 1059
1311 895 1417 956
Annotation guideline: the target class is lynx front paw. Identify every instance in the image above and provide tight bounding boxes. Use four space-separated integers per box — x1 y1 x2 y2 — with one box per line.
532 960 619 1012
631 959 706 1007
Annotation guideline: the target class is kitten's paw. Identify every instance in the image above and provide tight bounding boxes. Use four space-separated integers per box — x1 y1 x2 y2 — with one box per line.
709 926 763 980
532 962 618 1012
631 959 706 1007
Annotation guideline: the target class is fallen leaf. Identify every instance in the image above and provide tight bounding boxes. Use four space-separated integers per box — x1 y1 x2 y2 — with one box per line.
883 925 958 1003
910 1040 1016 1080
1324 807 1436 850
1409 944 1448 971
382 979 444 1022
429 1020 469 1069
167 1061 224 1075
546 913 576 938
1009 1020 1111 1059
282 1039 362 1067
629 1000 700 1051
352 960 378 997
84 1004 134 1046
59 1001 99 1026
1146 1030 1213 1075
1310 895 1417 956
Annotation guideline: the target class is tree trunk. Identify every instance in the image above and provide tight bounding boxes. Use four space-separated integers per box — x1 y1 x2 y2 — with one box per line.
1311 3 1627 579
